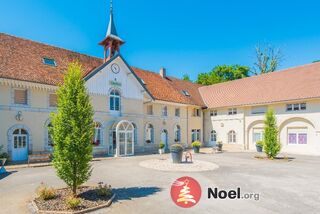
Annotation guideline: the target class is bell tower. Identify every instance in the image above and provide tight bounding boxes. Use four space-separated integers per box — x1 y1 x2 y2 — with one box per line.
99 0 125 62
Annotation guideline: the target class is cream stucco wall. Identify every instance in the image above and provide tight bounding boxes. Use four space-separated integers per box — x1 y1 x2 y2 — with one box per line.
204 100 320 155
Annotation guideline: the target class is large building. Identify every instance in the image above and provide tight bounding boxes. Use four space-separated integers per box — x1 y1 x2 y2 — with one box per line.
1 7 320 161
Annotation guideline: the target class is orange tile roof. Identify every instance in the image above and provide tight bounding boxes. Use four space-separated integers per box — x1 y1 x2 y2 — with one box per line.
199 62 320 108
0 33 103 86
132 67 205 106
0 33 205 106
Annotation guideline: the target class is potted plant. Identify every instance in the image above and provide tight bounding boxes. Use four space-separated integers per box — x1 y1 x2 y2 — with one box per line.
159 142 165 154
217 141 223 152
0 145 9 169
191 141 201 153
170 144 183 163
255 141 264 152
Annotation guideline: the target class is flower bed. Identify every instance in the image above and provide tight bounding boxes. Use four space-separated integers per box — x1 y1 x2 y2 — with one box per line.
33 186 114 213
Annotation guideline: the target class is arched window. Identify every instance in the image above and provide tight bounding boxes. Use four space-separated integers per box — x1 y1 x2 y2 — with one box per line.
109 89 120 111
174 125 181 142
210 130 217 142
228 130 236 143
145 123 154 144
93 122 102 146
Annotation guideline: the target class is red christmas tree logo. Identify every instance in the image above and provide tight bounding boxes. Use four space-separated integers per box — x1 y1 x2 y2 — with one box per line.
170 176 201 208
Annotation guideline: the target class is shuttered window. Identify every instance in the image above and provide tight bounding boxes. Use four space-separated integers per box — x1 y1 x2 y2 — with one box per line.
14 89 28 105
49 93 57 107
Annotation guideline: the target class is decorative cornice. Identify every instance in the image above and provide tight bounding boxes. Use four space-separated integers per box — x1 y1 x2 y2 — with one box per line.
0 78 57 91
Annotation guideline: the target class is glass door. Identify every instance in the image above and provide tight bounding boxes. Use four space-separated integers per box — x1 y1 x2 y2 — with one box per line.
126 132 133 155
119 132 126 156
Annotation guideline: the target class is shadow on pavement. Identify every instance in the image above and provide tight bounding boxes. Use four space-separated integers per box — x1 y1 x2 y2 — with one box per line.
113 186 162 202
0 170 17 180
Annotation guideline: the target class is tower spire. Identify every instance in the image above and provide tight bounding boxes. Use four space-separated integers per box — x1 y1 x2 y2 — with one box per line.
99 0 125 62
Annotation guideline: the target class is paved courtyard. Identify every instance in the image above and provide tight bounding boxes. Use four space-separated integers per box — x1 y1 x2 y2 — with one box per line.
1 152 320 214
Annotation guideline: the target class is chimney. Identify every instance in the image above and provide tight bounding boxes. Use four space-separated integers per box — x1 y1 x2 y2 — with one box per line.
160 67 166 78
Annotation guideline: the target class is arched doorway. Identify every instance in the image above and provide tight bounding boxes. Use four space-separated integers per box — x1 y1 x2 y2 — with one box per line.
109 120 135 157
12 128 29 161
161 129 168 151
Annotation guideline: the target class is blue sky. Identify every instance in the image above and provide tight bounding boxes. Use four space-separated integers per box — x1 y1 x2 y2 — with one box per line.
1 0 320 80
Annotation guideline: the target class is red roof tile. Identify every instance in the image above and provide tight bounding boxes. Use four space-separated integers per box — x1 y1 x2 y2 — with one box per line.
199 62 320 108
0 33 205 106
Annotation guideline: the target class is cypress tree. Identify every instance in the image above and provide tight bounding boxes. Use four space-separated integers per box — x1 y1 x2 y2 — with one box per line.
263 109 281 159
50 62 94 196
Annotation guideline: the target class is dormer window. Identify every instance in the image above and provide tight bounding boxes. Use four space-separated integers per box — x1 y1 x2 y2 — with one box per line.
182 90 190 96
42 58 57 66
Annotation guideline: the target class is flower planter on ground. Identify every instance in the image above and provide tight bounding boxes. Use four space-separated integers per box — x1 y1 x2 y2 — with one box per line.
255 141 264 153
217 141 223 152
192 141 201 153
170 144 183 163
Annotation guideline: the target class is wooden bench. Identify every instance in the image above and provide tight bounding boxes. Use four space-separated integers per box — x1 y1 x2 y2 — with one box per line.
28 152 51 165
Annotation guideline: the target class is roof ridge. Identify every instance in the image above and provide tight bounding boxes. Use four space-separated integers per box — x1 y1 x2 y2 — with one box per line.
131 66 203 87
0 32 103 61
199 61 320 90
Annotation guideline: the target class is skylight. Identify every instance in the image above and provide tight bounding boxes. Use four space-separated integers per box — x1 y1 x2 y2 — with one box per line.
42 58 57 66
182 90 190 96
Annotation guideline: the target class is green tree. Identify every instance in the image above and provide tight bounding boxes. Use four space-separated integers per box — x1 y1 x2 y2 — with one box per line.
263 109 281 159
182 74 192 82
252 44 283 75
50 62 94 196
196 65 249 85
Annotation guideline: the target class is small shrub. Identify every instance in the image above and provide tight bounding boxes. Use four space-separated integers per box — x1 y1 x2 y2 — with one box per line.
159 142 165 149
36 183 56 200
66 196 81 209
170 144 183 152
191 141 201 148
256 141 264 147
0 145 9 160
96 182 112 197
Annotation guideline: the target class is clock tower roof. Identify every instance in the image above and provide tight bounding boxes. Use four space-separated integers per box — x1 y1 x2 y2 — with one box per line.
99 0 124 62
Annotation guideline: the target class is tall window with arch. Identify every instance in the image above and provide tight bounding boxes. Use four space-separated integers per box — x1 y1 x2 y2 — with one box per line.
93 122 102 146
174 125 181 142
109 89 120 111
228 130 236 143
145 123 154 144
210 130 217 142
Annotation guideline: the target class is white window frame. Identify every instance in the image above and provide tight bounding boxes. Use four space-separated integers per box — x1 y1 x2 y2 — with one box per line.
228 108 237 115
109 89 121 112
228 130 236 143
286 103 307 112
210 130 217 142
191 129 201 142
210 110 217 117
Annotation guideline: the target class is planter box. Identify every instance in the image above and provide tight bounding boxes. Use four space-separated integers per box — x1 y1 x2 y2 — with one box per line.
171 151 183 163
193 147 200 153
159 148 165 154
256 145 263 152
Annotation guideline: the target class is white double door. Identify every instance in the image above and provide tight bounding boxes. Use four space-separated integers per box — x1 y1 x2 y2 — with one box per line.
12 134 28 161
118 131 134 156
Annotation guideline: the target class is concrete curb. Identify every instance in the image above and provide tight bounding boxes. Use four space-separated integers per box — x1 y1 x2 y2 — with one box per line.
31 193 115 214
